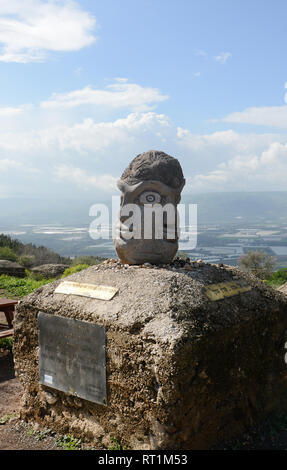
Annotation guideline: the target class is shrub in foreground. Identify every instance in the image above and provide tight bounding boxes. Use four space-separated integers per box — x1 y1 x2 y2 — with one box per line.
0 274 55 298
61 264 89 278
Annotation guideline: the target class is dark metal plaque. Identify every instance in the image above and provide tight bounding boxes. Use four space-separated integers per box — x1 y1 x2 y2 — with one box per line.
38 312 107 405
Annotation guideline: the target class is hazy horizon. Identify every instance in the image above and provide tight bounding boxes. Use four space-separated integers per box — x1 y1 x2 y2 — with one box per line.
1 190 287 267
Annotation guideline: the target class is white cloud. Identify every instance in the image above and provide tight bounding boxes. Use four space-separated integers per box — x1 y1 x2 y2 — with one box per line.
54 112 172 153
0 0 96 63
0 109 176 195
177 128 240 148
1 80 287 195
0 112 172 154
176 127 281 171
190 141 287 191
114 77 129 83
214 52 232 64
0 106 23 117
1 107 287 194
54 165 117 190
220 105 287 129
261 141 287 165
41 80 169 111
177 126 287 191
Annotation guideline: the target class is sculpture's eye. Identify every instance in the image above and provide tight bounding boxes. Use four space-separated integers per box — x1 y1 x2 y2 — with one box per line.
139 191 161 205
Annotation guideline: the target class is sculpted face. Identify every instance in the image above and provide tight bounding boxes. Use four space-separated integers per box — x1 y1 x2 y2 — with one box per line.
114 150 185 265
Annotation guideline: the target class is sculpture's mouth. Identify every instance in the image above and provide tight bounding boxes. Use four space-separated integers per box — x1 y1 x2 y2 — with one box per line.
117 223 178 242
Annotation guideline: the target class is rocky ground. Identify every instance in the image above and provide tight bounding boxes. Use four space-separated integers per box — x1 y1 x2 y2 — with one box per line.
278 282 287 296
0 349 104 450
0 350 58 450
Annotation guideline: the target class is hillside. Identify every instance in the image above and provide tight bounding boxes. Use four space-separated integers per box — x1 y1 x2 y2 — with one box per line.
0 234 70 267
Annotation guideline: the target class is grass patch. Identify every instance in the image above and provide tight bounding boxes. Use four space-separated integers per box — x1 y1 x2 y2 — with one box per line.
56 434 82 450
61 264 89 278
0 274 55 298
265 268 287 288
26 427 53 441
0 246 18 262
0 414 11 425
36 428 53 441
108 437 127 450
0 413 18 425
0 337 13 351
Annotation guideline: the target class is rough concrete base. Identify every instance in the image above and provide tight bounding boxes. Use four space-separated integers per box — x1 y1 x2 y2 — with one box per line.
13 261 287 449
278 282 287 296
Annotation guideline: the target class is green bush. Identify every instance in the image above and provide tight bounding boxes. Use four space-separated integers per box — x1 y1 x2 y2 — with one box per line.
71 256 104 267
0 274 55 298
18 255 35 268
56 434 82 450
0 337 13 351
176 251 190 261
266 268 287 288
0 234 71 266
0 234 22 252
62 264 89 278
0 246 18 262
108 437 127 450
239 251 276 280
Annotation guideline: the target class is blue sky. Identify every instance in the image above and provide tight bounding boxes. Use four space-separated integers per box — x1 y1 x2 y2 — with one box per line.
0 0 287 199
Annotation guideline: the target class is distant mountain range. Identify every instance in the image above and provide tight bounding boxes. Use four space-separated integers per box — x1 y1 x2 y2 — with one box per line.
181 192 287 224
0 192 286 227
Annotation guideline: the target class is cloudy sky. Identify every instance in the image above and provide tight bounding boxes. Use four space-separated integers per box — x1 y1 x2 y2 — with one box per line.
0 0 287 199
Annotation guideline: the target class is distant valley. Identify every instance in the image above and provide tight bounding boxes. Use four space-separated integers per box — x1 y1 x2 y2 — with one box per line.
1 192 287 267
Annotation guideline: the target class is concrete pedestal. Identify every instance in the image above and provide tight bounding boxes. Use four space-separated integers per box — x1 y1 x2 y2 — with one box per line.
13 261 287 449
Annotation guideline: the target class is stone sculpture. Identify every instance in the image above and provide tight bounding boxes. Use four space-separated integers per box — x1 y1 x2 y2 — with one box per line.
114 150 185 265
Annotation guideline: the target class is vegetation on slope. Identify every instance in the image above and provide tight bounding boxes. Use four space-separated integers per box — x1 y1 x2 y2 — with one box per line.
0 234 70 267
0 274 55 298
0 234 105 269
265 268 287 288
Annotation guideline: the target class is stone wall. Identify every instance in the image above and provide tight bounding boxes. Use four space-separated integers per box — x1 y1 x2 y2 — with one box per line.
0 260 25 277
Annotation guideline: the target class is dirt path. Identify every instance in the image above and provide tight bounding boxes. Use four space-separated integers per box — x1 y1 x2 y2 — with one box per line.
0 291 74 450
0 352 22 417
0 420 58 450
0 351 58 450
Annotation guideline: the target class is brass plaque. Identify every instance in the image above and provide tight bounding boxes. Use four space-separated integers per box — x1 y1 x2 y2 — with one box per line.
205 280 251 301
54 281 118 300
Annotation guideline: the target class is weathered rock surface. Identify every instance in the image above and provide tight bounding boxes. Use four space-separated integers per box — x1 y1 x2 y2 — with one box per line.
0 260 25 278
278 282 287 296
120 150 185 189
13 260 287 449
31 264 69 278
114 150 185 265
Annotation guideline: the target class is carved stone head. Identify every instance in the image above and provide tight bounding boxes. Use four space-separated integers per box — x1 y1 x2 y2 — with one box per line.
114 150 185 265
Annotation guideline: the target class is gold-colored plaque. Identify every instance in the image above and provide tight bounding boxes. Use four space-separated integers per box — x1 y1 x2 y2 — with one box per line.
54 281 118 300
204 280 251 301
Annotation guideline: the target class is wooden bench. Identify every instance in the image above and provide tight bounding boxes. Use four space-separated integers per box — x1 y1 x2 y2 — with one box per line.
0 298 18 338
